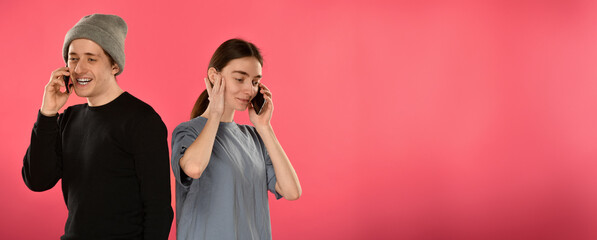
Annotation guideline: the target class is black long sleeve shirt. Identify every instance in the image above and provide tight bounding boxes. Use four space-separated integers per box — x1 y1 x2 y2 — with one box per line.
22 92 173 240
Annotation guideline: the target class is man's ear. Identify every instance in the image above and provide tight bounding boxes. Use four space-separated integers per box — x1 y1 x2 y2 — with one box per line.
111 63 120 75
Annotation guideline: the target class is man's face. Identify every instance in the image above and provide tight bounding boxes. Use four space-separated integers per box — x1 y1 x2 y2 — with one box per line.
67 39 119 100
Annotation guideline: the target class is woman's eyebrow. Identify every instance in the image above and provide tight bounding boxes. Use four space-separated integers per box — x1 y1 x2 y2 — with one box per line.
232 70 262 78
232 70 249 76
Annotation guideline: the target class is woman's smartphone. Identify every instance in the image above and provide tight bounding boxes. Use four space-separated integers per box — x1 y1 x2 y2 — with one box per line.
64 66 70 93
252 87 265 114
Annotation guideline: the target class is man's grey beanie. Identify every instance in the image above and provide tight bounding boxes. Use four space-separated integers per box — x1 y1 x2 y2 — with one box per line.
62 14 127 76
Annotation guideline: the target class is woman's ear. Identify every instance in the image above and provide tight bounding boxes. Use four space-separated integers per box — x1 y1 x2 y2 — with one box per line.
207 67 218 85
111 63 120 75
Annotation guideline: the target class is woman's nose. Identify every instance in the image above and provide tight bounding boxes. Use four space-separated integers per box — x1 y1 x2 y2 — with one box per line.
246 82 256 95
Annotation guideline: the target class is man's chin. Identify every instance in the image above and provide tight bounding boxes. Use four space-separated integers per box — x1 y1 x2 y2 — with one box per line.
72 89 89 98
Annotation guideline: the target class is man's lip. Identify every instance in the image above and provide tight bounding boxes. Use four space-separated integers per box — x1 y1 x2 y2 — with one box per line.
74 77 92 86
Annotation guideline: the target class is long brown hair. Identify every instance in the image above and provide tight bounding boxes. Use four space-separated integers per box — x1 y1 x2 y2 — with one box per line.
190 39 264 119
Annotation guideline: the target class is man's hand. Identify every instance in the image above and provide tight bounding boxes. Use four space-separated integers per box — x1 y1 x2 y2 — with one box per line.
40 66 72 116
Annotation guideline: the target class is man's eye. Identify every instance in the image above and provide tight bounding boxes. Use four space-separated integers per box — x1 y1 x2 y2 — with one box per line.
88 58 96 62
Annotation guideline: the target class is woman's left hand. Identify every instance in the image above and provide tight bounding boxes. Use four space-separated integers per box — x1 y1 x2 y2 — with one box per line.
249 83 274 129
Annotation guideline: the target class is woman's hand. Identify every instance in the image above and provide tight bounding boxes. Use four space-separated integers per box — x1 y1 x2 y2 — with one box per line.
204 73 225 119
40 66 72 116
249 83 273 129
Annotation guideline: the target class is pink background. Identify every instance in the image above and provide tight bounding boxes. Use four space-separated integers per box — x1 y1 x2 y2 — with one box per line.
2 0 597 239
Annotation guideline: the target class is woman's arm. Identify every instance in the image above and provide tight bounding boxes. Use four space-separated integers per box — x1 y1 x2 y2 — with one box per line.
250 83 302 200
179 75 225 179
179 116 220 179
257 125 302 200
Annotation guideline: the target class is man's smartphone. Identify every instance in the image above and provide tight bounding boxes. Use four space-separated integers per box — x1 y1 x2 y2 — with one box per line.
64 66 70 93
252 87 265 115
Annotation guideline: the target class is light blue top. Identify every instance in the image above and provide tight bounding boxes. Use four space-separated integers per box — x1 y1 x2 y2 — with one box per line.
171 116 282 240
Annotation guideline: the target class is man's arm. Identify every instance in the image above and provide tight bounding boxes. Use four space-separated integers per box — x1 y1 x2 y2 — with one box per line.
22 111 63 191
23 68 71 191
132 112 173 240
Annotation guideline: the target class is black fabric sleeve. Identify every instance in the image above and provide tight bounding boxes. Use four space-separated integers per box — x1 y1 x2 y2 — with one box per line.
131 112 174 240
22 110 63 192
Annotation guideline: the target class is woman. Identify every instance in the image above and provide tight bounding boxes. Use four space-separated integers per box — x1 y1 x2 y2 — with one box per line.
171 39 301 240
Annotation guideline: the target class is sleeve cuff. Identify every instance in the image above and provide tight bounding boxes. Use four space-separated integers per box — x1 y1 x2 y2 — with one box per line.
269 178 283 200
36 110 59 129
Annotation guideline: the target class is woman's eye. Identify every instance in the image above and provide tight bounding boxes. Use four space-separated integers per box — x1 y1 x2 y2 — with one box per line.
69 58 78 61
252 81 259 86
236 78 243 82
88 58 96 62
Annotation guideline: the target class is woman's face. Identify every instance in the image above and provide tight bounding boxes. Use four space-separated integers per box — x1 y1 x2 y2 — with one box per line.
217 57 263 112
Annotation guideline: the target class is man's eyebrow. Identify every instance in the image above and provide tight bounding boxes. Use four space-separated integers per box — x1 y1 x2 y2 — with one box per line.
68 52 99 56
232 70 262 78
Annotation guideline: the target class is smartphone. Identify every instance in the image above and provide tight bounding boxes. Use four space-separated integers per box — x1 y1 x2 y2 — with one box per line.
252 87 265 114
63 66 70 93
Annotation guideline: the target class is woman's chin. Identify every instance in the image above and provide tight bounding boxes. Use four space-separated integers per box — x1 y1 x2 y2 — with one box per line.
235 104 249 112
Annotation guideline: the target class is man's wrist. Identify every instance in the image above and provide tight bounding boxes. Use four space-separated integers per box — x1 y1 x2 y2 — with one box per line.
40 109 58 117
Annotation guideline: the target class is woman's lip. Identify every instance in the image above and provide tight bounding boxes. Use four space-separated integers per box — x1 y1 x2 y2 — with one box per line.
237 98 249 102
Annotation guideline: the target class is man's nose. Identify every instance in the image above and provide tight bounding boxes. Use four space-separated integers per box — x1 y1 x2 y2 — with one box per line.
74 61 87 74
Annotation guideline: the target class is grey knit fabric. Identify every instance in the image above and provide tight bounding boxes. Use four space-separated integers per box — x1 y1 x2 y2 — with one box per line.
63 14 127 76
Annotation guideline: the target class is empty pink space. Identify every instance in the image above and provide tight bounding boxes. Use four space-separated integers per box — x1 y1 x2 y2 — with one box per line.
1 0 596 239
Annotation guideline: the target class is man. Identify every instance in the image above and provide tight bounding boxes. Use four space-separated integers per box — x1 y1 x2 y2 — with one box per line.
22 14 173 239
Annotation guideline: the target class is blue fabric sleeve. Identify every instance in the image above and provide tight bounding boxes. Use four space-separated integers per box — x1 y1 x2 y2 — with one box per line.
260 135 283 200
171 124 197 189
